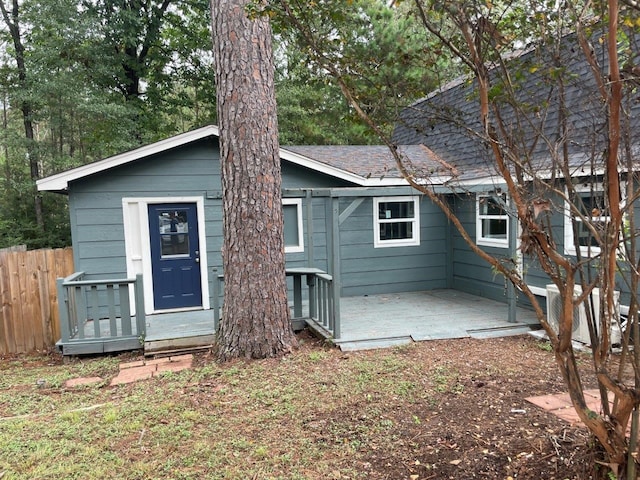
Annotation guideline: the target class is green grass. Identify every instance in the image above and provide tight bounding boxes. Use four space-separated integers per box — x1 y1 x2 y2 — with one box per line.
0 350 398 479
0 336 571 480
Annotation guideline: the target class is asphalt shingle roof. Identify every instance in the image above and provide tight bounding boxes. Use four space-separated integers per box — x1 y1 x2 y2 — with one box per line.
392 30 640 181
284 144 454 180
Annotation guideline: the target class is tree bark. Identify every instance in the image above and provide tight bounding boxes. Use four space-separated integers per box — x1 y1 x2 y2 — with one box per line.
211 0 297 360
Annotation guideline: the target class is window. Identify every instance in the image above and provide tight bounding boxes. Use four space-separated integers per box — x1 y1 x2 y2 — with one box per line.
374 196 420 248
564 184 608 256
283 198 304 253
476 193 509 248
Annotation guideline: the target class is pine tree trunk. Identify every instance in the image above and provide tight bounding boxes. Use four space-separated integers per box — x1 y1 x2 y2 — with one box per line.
211 0 297 360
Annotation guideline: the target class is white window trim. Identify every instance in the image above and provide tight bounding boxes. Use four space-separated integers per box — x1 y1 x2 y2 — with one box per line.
373 196 420 248
563 183 608 257
283 198 304 253
476 193 509 248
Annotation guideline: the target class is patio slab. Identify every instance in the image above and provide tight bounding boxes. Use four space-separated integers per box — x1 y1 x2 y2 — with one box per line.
110 354 194 385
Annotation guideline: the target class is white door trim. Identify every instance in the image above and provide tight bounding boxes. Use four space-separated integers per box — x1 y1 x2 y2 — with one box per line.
122 196 210 314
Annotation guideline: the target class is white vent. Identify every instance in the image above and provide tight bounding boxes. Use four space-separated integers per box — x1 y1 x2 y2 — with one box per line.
545 284 621 345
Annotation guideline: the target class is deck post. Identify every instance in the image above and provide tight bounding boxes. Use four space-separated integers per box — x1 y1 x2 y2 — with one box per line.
330 196 341 339
212 268 220 330
324 198 334 275
135 274 146 338
306 190 314 268
507 196 518 323
57 278 70 343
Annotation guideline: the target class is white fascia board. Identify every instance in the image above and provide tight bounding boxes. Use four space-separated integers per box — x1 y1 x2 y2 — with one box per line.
363 177 411 186
440 176 507 192
362 175 453 187
37 125 220 192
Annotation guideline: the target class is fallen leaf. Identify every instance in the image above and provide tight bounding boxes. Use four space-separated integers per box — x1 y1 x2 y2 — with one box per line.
450 459 462 465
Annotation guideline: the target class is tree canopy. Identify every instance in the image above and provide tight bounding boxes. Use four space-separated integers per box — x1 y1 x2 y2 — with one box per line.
0 0 441 248
0 0 215 248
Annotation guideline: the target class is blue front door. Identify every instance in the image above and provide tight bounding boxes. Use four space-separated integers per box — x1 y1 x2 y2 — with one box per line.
149 203 202 310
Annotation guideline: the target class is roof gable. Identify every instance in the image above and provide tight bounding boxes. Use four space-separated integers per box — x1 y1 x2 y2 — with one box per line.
37 125 452 192
37 126 221 192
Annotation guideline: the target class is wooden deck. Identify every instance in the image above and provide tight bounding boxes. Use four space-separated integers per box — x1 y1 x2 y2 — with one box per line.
142 289 539 353
334 289 539 351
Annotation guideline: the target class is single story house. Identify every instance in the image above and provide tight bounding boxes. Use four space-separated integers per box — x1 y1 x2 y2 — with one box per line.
37 30 638 354
37 124 540 354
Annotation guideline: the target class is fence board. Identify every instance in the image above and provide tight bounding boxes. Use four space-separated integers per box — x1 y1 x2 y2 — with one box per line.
10 253 26 352
25 251 41 351
0 248 74 355
0 264 15 354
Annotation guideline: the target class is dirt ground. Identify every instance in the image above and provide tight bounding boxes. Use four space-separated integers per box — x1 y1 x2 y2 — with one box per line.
285 332 598 480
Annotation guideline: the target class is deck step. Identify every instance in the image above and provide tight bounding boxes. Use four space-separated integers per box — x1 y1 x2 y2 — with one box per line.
411 329 469 341
337 336 413 352
467 325 532 339
144 344 213 358
144 334 216 354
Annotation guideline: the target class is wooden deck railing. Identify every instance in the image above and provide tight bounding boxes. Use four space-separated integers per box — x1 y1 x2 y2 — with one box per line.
56 272 146 355
212 267 341 339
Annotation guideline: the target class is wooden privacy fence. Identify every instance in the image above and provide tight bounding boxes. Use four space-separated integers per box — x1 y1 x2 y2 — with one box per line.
0 248 74 355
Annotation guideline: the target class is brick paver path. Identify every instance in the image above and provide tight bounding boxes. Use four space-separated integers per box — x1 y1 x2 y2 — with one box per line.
110 354 193 386
526 389 611 425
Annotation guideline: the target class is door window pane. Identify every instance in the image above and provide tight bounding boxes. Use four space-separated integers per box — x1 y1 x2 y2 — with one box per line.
158 210 189 256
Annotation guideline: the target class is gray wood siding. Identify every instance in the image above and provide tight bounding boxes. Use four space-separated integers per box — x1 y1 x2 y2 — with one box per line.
66 137 454 309
449 195 513 302
449 185 640 312
68 143 358 309
338 197 448 296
